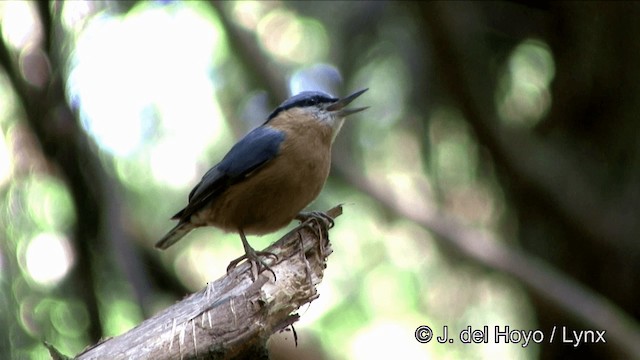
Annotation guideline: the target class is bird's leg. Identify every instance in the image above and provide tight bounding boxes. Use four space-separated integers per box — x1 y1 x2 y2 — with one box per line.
296 211 335 229
226 229 278 280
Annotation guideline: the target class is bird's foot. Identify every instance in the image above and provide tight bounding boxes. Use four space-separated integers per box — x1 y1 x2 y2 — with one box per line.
296 211 335 229
295 211 334 259
226 248 278 281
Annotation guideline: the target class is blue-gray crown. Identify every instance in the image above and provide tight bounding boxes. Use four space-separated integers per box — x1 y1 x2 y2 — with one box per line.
267 91 338 121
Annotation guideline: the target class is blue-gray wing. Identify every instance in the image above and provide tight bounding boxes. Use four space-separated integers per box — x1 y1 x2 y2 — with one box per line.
172 126 286 220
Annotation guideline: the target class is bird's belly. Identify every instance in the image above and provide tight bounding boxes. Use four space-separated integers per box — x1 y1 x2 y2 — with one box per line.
199 154 330 234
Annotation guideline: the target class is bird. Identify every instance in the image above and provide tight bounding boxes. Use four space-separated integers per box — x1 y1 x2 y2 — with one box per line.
155 88 368 278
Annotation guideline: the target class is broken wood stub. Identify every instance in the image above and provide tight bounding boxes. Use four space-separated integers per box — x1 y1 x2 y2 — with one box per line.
73 205 342 360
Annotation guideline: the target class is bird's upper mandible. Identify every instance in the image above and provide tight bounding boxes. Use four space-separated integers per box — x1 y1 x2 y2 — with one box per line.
266 89 369 141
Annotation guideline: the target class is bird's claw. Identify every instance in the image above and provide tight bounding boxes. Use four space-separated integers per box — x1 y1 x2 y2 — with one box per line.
227 249 278 280
296 211 335 229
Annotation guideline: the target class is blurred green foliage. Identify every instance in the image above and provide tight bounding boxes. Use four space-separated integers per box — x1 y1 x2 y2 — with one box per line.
5 1 632 359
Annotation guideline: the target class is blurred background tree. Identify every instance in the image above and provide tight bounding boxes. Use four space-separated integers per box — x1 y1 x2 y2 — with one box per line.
1 1 639 359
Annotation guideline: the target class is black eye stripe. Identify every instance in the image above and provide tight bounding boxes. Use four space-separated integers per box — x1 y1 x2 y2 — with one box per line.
266 91 338 121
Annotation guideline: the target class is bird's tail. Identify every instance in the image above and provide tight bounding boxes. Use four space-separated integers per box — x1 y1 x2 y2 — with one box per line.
155 222 196 250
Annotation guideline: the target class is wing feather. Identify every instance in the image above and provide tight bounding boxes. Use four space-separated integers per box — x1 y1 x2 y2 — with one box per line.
172 126 285 221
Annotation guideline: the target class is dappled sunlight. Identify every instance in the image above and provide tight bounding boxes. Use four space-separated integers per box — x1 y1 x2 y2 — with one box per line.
60 1 96 34
230 1 272 31
149 137 201 189
426 106 503 226
1 1 599 359
0 1 42 50
3 123 49 178
360 126 437 224
497 39 555 128
100 298 143 338
447 185 497 226
326 205 382 283
23 232 75 289
360 264 419 317
67 1 226 159
48 299 90 339
256 8 328 64
24 175 75 232
429 107 477 188
297 280 339 326
18 295 44 338
231 1 333 64
355 55 409 133
19 296 90 356
112 152 155 193
333 29 523 358
384 221 437 272
174 242 220 291
351 320 430 359
172 231 240 290
0 173 77 289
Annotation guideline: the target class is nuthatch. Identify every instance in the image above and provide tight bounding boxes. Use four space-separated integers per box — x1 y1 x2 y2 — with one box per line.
156 88 368 277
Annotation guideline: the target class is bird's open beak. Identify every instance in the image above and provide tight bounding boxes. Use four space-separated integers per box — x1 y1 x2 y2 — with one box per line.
327 88 369 116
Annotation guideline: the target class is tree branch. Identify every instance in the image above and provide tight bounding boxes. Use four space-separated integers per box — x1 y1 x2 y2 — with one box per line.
72 206 342 360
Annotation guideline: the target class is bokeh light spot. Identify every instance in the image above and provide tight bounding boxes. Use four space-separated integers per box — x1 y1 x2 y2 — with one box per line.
0 1 42 50
231 1 272 31
50 300 89 337
67 2 225 157
102 299 143 337
497 39 555 127
25 175 75 232
60 1 95 33
24 233 75 288
257 8 328 64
